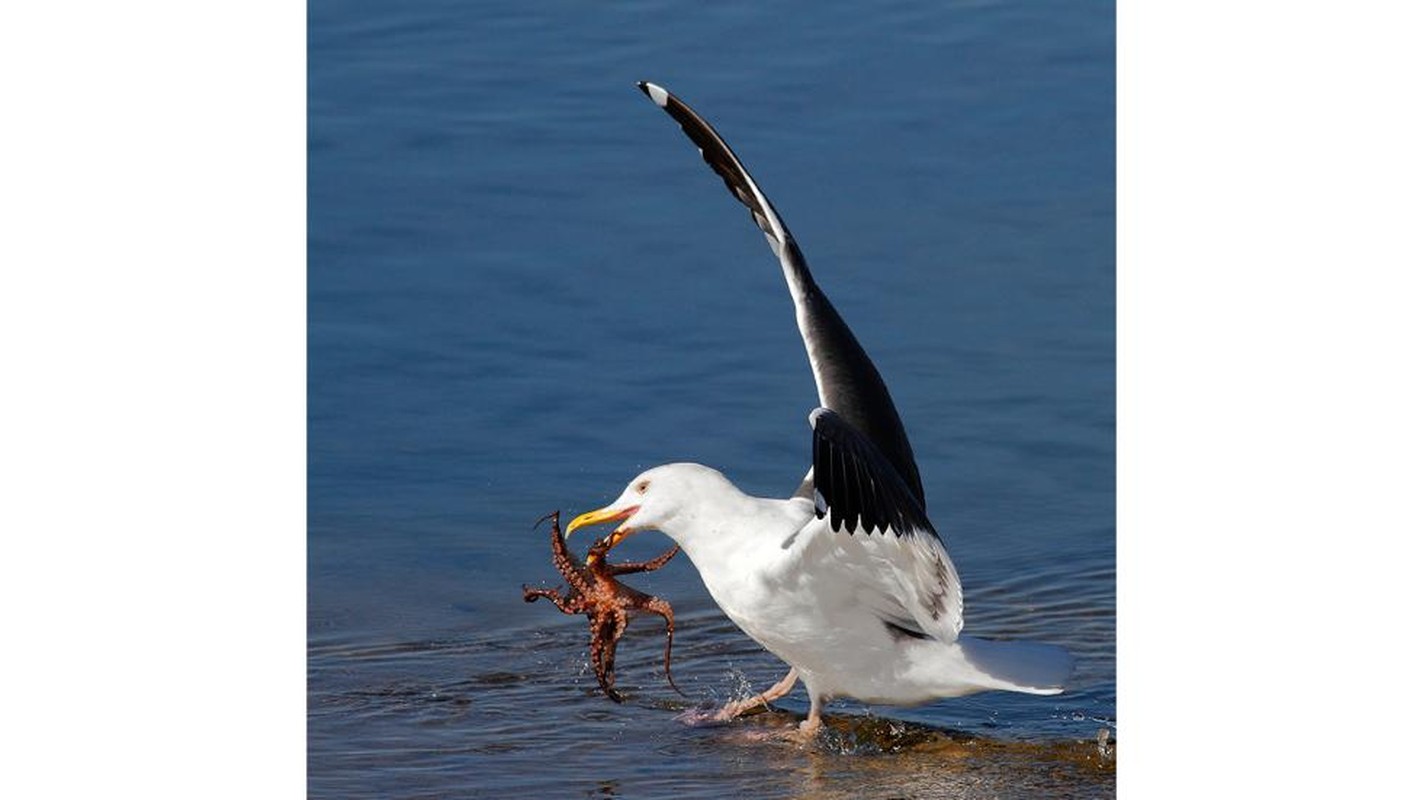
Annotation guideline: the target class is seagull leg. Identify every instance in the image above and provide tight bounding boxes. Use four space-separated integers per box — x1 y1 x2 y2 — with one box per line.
714 666 800 720
796 693 825 739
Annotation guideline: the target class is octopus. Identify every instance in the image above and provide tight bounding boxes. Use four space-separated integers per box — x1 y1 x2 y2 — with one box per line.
522 511 683 702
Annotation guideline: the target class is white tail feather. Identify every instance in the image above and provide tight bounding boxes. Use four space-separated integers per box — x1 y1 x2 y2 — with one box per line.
949 635 1074 695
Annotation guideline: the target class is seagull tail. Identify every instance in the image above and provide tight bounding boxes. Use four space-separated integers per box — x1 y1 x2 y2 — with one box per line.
945 635 1075 695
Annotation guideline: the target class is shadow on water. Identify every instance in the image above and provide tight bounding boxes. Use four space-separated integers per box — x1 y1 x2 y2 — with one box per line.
698 712 1117 800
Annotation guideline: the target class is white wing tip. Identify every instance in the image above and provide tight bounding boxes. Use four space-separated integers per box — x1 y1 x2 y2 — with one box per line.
638 81 670 107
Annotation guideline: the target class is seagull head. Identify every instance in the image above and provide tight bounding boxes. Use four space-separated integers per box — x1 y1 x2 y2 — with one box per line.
564 463 731 549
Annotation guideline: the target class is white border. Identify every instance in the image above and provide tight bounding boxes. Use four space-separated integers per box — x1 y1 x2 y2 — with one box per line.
5 1 1423 796
1121 1 1423 793
2 4 305 796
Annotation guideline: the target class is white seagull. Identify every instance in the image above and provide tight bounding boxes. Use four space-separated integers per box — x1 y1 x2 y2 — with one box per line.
565 82 1073 737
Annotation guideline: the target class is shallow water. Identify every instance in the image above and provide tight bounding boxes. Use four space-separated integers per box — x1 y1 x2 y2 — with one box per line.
310 1 1114 796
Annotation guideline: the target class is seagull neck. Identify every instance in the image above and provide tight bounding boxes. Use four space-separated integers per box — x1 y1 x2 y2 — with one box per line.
663 493 798 576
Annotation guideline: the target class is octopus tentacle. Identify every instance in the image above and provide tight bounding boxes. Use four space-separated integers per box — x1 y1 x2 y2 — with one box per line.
591 614 625 702
639 596 684 696
523 585 587 615
609 545 682 576
544 511 595 596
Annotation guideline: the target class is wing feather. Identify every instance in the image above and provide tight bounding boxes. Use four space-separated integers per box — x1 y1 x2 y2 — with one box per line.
637 81 926 507
808 408 963 641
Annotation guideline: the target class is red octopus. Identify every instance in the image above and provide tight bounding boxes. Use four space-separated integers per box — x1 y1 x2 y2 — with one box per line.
522 511 683 703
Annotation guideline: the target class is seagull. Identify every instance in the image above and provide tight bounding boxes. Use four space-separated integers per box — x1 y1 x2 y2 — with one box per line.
565 82 1072 737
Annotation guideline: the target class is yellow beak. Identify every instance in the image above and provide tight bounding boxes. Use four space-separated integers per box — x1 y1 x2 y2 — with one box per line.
563 504 640 547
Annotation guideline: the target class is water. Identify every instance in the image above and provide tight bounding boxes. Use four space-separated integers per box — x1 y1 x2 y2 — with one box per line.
309 1 1114 796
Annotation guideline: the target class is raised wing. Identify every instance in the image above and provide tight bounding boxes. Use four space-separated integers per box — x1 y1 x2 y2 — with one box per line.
637 81 926 507
809 408 962 641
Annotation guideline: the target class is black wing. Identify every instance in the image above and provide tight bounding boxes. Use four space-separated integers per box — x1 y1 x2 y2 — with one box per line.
810 408 933 538
637 81 926 508
809 407 963 639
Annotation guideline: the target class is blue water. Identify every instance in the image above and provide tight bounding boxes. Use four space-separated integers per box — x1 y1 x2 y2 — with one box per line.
310 1 1114 796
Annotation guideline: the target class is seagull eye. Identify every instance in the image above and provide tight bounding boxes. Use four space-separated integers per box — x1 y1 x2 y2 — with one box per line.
635 480 650 495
